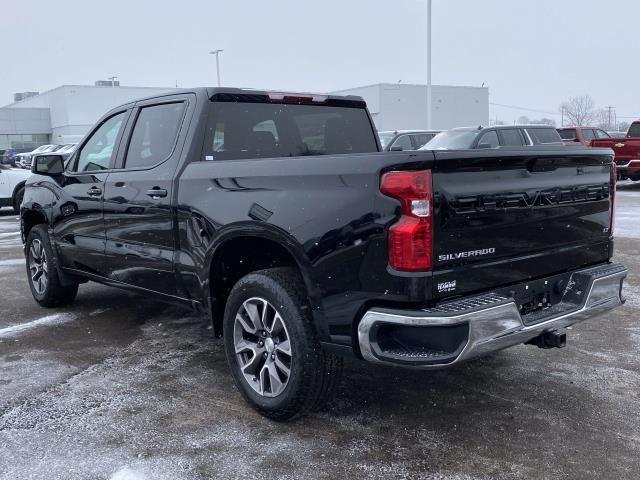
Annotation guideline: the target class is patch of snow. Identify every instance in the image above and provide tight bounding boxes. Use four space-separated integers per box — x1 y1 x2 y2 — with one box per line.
110 467 148 480
0 258 25 267
0 313 76 338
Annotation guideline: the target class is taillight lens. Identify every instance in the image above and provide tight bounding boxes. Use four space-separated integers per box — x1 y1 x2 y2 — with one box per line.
610 160 616 236
380 170 433 271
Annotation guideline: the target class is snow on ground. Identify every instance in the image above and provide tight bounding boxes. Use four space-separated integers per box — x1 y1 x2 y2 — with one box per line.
0 258 25 267
615 204 640 239
0 313 76 339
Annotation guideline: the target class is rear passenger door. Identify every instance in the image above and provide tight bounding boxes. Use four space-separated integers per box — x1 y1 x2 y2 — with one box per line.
102 95 192 295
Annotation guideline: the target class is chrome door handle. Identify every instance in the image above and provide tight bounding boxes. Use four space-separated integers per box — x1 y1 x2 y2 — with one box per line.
87 187 102 196
146 188 168 198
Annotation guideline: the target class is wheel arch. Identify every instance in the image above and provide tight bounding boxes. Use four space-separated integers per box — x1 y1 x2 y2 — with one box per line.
205 224 323 338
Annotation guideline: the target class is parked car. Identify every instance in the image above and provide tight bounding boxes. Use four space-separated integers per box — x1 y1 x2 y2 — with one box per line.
378 130 441 151
421 125 564 150
1 147 33 167
22 87 625 420
590 120 640 181
16 144 62 169
0 163 31 212
557 127 610 146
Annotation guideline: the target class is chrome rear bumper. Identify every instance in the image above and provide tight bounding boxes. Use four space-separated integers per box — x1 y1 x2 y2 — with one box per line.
358 263 627 368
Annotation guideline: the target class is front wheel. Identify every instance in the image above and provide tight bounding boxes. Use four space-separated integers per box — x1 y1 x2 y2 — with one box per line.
13 185 24 214
223 267 342 420
26 225 78 307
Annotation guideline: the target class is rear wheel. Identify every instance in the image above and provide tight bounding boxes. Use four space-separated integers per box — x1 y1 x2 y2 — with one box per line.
26 225 78 307
223 267 342 420
13 185 24 214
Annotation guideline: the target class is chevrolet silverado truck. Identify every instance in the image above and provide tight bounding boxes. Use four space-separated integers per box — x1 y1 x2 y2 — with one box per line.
591 120 640 180
21 88 626 420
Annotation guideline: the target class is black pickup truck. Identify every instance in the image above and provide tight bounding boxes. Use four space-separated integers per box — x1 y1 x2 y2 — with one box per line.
21 88 626 420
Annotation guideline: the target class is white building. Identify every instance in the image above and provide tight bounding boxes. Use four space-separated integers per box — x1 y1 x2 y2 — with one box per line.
0 84 175 149
331 83 489 132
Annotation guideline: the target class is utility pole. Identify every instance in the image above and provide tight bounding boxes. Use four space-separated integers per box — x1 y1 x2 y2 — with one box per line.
561 106 565 127
426 0 432 130
209 49 223 87
108 76 118 87
606 106 615 131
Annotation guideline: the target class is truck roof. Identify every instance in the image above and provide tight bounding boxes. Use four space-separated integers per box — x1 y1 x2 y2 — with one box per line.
122 87 367 107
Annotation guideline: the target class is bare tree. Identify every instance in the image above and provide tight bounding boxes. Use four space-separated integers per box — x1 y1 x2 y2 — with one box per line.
559 95 597 126
594 109 610 130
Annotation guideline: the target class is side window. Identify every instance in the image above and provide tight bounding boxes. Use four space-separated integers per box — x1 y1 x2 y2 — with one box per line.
499 129 525 146
391 135 413 151
124 102 186 169
595 129 610 139
582 129 596 142
411 133 435 149
526 128 562 144
477 130 499 148
76 112 127 172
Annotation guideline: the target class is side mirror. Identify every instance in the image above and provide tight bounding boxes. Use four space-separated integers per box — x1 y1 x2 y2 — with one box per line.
390 145 404 151
477 143 493 149
32 154 64 176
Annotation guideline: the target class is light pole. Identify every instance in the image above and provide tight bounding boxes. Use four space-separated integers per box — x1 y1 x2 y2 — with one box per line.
209 49 223 87
426 0 432 130
108 76 118 87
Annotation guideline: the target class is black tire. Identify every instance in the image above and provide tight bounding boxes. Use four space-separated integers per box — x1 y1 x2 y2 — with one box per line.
13 185 24 214
25 225 78 307
223 267 342 421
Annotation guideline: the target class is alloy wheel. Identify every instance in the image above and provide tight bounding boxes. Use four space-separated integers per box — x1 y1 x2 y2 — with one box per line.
28 239 48 295
233 297 292 397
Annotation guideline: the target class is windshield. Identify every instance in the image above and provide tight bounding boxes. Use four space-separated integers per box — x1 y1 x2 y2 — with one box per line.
421 129 479 150
378 132 396 149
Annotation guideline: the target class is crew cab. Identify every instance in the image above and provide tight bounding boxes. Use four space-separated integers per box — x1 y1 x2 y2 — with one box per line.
21 88 626 420
557 126 610 146
591 121 640 181
0 163 30 212
422 125 564 150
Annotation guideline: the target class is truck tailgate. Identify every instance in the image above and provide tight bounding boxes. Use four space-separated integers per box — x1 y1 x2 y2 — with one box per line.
430 148 614 301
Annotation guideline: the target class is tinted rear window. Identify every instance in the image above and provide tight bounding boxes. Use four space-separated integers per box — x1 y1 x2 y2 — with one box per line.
558 129 577 140
628 123 640 137
204 102 378 160
526 128 562 144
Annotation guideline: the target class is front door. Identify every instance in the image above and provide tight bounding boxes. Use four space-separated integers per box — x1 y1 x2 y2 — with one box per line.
102 97 190 296
52 109 130 276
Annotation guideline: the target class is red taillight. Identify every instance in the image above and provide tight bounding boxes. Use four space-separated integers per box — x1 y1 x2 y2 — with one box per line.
610 160 616 236
380 170 433 272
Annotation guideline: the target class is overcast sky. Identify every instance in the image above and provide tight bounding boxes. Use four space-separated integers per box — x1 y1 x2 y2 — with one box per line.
2 0 639 124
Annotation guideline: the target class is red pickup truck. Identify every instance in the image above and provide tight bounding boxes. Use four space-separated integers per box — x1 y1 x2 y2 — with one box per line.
591 121 640 180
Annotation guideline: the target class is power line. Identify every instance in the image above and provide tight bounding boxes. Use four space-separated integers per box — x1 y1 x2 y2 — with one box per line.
489 102 558 116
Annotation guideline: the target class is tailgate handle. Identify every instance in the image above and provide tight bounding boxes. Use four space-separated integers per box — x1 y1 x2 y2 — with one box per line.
528 158 558 173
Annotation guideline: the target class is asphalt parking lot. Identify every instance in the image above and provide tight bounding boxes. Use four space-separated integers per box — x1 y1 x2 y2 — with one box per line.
0 184 639 480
